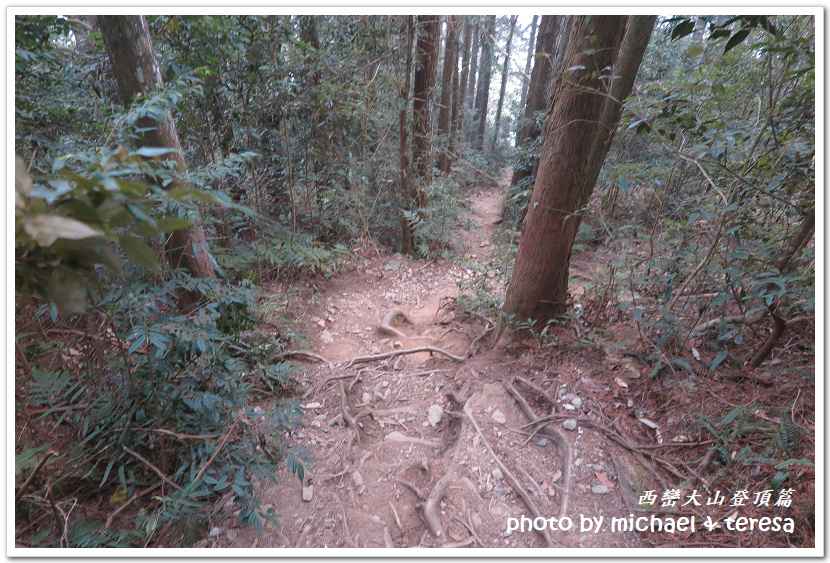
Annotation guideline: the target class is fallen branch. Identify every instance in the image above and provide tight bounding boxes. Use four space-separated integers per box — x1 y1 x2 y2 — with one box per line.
463 401 555 548
344 346 468 368
692 310 766 334
422 466 454 537
379 308 414 338
276 349 334 369
505 381 571 520
122 446 182 491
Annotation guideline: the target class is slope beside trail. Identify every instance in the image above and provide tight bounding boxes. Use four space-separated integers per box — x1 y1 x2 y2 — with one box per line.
200 179 647 550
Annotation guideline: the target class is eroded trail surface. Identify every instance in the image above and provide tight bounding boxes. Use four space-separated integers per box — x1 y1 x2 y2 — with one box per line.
208 182 646 550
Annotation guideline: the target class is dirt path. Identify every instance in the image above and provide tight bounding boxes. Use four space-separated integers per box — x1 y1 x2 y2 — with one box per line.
202 180 648 550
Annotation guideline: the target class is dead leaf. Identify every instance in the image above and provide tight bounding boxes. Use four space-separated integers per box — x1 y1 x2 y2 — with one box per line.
595 471 615 489
614 377 628 389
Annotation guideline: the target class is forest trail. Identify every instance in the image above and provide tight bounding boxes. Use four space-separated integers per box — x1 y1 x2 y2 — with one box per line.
207 177 647 550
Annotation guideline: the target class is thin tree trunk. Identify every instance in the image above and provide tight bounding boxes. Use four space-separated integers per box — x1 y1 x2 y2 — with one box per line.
98 15 215 312
474 15 496 151
748 210 815 367
517 15 538 136
492 15 517 151
453 17 472 159
503 15 629 323
399 16 414 255
466 19 480 112
437 16 459 174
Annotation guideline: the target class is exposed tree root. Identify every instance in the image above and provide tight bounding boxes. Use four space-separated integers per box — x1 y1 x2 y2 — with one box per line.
344 346 468 368
422 466 454 537
378 308 415 338
463 401 555 548
505 380 572 520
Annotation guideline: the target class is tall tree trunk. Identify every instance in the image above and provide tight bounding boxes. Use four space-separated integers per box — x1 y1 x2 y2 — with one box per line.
466 20 480 112
437 16 459 174
503 15 631 323
409 14 439 252
517 15 538 134
473 15 496 151
456 17 472 140
98 15 215 312
509 15 568 191
399 16 415 255
492 15 517 151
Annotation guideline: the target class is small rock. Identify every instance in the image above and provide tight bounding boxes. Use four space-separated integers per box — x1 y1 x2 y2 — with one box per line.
562 403 576 411
226 528 238 543
208 527 220 537
320 330 334 344
304 402 321 409
362 392 372 404
381 380 389 388
591 485 610 495
537 438 548 447
310 420 322 429
393 341 402 348
328 413 344 426
302 485 314 501
492 469 504 480
563 419 578 431
317 319 326 328
427 404 444 427
572 397 583 409
491 410 507 425
353 471 364 487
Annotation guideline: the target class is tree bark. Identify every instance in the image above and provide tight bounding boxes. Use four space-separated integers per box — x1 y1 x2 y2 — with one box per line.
510 15 568 191
492 15 517 151
437 16 459 174
517 15 538 133
503 15 630 323
473 15 496 151
98 15 215 312
399 16 414 255
412 15 439 203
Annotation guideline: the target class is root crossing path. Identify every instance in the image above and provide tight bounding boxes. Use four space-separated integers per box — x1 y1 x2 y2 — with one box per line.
206 181 647 550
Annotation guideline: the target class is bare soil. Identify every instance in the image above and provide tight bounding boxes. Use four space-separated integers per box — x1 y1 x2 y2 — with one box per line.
196 180 653 550
196 176 815 551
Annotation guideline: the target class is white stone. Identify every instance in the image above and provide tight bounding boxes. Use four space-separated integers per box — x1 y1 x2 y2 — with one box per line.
302 485 314 501
491 410 507 425
427 404 444 427
563 419 578 431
